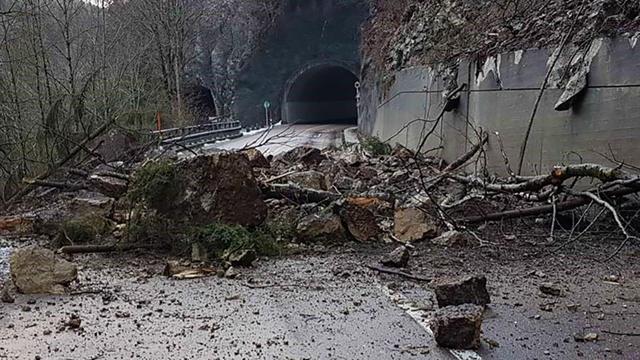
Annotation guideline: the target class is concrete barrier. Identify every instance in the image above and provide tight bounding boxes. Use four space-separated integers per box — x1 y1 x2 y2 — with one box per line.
360 35 640 175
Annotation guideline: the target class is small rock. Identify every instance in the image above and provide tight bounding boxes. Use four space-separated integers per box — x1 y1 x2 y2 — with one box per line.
604 275 620 283
539 303 555 312
1 286 14 303
380 246 410 268
433 275 491 307
431 304 484 349
241 148 270 169
566 303 580 312
66 314 81 329
432 230 470 247
539 282 562 296
227 250 257 267
163 261 191 277
275 146 326 166
574 332 598 342
224 266 239 279
286 171 328 191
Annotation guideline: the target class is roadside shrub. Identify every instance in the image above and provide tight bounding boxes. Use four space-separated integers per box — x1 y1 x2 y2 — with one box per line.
128 160 182 212
361 136 392 156
190 223 285 259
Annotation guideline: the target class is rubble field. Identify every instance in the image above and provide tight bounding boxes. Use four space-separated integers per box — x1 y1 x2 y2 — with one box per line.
1 141 639 359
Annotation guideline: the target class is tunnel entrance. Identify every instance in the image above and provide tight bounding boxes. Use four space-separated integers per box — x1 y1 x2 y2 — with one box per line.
284 64 358 124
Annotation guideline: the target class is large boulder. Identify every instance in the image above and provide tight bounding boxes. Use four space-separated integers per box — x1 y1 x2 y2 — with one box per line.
381 246 410 268
296 213 346 242
136 153 267 227
339 197 385 242
431 304 484 349
10 246 78 294
394 207 439 242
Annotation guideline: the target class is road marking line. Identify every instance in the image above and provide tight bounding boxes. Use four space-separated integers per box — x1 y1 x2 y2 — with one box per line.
379 284 482 360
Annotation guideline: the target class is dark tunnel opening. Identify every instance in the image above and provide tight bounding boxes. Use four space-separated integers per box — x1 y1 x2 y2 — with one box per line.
284 65 358 124
184 84 217 121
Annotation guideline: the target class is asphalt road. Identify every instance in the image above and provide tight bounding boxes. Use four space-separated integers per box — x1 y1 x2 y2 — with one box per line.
205 124 352 155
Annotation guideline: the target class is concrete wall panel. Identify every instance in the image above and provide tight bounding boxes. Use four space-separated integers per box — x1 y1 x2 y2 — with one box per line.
362 36 640 175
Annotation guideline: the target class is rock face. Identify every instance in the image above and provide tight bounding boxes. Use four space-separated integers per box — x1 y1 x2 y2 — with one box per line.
394 207 439 242
431 304 484 349
296 213 346 242
10 246 78 294
381 246 409 268
172 153 267 227
433 275 491 307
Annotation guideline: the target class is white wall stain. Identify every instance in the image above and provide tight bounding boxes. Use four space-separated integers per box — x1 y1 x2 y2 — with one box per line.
514 50 524 65
630 33 639 49
475 55 502 88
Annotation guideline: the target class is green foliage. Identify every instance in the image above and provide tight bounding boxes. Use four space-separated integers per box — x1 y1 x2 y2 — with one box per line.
361 136 392 156
128 160 182 212
127 213 174 247
190 223 285 259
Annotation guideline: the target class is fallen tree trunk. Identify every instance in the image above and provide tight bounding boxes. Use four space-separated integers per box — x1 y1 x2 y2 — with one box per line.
463 184 640 223
58 243 154 254
24 180 87 192
452 164 635 194
8 119 114 204
261 183 341 204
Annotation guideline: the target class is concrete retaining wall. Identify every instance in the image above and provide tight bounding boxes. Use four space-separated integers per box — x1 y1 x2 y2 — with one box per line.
359 36 640 175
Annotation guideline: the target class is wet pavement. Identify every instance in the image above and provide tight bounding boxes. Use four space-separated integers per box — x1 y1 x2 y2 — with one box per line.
0 247 11 281
1 245 638 360
205 124 351 155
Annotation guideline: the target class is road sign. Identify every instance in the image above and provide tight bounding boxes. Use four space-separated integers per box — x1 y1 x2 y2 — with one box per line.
263 100 271 109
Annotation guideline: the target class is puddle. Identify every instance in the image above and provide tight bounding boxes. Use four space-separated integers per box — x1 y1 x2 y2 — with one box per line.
0 247 12 278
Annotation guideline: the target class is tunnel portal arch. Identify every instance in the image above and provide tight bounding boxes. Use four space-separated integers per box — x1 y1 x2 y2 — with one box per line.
283 63 359 124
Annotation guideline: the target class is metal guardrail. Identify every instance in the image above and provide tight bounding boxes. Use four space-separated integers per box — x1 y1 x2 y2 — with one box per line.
150 117 242 148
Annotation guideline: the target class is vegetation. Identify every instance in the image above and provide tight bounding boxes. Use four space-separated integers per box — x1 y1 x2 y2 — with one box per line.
56 214 113 246
127 160 182 213
0 0 283 201
361 136 392 156
190 223 286 259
